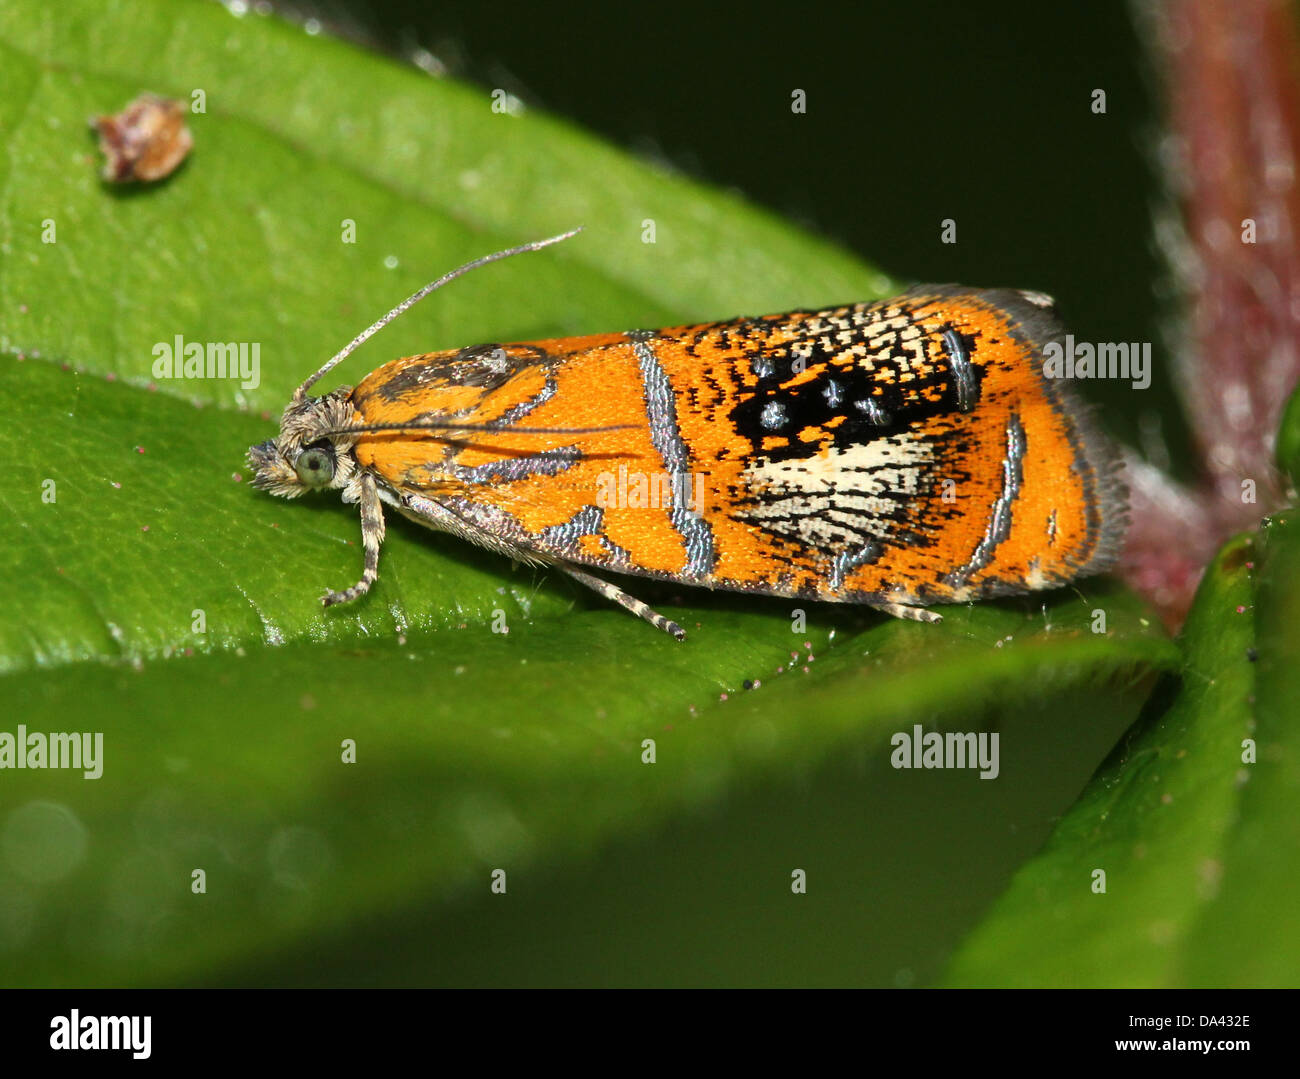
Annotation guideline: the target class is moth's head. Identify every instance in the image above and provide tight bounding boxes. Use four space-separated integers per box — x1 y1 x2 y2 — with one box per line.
248 388 360 498
246 229 585 500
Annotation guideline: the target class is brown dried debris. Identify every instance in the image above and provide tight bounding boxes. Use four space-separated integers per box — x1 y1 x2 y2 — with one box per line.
93 93 193 183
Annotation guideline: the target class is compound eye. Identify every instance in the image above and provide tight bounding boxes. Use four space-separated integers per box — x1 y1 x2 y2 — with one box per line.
294 446 335 487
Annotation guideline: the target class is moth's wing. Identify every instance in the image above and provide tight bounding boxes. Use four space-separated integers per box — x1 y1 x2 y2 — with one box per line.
348 295 1124 605
633 287 1126 604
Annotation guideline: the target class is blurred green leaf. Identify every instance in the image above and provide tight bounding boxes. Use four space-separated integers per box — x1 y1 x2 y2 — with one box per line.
0 0 1178 985
945 515 1299 987
2 588 1175 986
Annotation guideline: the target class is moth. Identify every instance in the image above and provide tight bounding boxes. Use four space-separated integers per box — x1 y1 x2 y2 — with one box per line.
249 230 1126 640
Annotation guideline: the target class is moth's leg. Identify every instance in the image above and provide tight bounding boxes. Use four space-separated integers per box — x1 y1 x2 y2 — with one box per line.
322 472 386 607
558 564 686 641
869 599 943 624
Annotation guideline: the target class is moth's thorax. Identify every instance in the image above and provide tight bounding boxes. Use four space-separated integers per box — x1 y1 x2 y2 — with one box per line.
347 342 569 486
247 387 361 498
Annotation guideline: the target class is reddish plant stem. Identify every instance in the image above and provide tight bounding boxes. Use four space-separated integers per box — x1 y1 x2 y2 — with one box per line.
1123 0 1300 627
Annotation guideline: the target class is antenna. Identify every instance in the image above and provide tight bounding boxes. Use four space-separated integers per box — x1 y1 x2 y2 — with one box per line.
294 227 583 400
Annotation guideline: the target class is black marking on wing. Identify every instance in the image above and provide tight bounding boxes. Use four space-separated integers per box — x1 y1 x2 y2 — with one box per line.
715 306 988 464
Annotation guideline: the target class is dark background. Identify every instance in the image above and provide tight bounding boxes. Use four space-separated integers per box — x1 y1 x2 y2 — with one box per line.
290 0 1188 476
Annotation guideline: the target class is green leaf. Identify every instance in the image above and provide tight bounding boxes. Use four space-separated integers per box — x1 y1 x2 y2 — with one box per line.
0 0 899 672
944 515 1300 987
0 0 1176 985
1181 511 1300 985
1276 385 1300 490
2 588 1175 986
